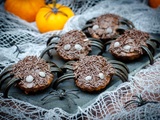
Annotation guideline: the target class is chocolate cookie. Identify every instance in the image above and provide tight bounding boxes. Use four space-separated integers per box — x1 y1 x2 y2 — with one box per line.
11 56 54 94
73 55 114 92
55 30 91 60
82 14 134 42
108 29 159 64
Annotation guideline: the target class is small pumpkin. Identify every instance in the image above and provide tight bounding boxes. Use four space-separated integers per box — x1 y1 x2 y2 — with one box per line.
149 0 160 8
4 0 45 22
36 0 74 33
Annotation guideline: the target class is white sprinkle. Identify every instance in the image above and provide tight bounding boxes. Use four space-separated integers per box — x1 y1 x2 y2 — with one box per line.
26 75 34 83
106 27 113 33
75 44 83 51
92 25 99 30
39 72 46 77
114 42 120 48
64 44 71 50
98 73 104 79
123 45 131 50
85 76 92 81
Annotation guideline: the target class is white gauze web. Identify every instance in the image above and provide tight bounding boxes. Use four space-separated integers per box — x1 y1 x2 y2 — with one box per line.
0 0 160 119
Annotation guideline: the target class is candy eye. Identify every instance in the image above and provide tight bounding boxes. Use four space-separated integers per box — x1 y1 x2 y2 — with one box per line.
92 25 99 30
98 73 104 79
74 44 83 51
123 45 131 50
64 44 71 50
39 71 46 78
114 42 120 48
26 75 34 83
85 76 92 81
106 27 113 33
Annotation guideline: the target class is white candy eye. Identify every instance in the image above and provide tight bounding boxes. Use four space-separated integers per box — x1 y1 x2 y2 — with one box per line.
106 27 113 33
75 44 82 51
39 72 46 77
64 44 71 50
114 42 120 48
98 73 104 79
26 75 34 83
92 25 99 30
123 45 131 50
85 76 92 81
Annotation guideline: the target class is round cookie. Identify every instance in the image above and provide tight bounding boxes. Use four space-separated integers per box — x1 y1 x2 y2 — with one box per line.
55 30 91 60
109 29 150 61
88 14 121 40
11 56 54 94
73 55 115 92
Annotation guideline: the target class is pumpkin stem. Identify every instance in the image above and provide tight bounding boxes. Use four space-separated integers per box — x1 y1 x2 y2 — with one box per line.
52 0 59 14
52 0 57 8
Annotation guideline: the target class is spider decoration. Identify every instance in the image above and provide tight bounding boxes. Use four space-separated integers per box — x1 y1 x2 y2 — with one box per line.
40 30 105 61
41 89 79 108
124 95 159 108
107 29 160 64
0 56 63 98
82 13 134 42
52 55 129 92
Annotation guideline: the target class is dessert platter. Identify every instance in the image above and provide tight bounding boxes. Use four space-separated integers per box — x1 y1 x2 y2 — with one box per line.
0 0 160 119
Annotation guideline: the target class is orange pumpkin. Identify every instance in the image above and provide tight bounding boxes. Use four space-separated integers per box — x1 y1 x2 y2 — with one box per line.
36 3 74 33
149 0 160 8
4 0 45 22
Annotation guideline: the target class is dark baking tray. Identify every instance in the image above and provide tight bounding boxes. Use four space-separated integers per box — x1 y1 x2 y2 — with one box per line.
1 33 160 114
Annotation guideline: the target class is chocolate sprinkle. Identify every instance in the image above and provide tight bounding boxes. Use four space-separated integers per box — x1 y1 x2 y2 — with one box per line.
73 55 115 92
88 14 120 40
11 56 54 94
55 30 91 60
109 29 149 56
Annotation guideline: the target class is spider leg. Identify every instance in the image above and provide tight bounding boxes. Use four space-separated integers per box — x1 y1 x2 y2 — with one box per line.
65 96 77 108
39 45 56 58
61 64 73 73
146 40 157 55
0 74 14 89
149 35 160 48
47 61 63 77
52 73 75 89
82 24 93 36
116 25 131 35
112 64 129 79
89 38 105 54
82 24 93 31
67 92 80 99
60 61 74 73
118 18 135 29
114 69 128 82
141 45 154 65
0 65 12 79
3 78 21 98
109 60 130 73
0 65 13 88
47 35 60 46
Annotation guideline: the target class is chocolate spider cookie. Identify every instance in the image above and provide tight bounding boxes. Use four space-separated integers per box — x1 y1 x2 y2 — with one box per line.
73 55 115 92
55 30 91 60
11 56 54 94
108 29 158 63
83 14 134 41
